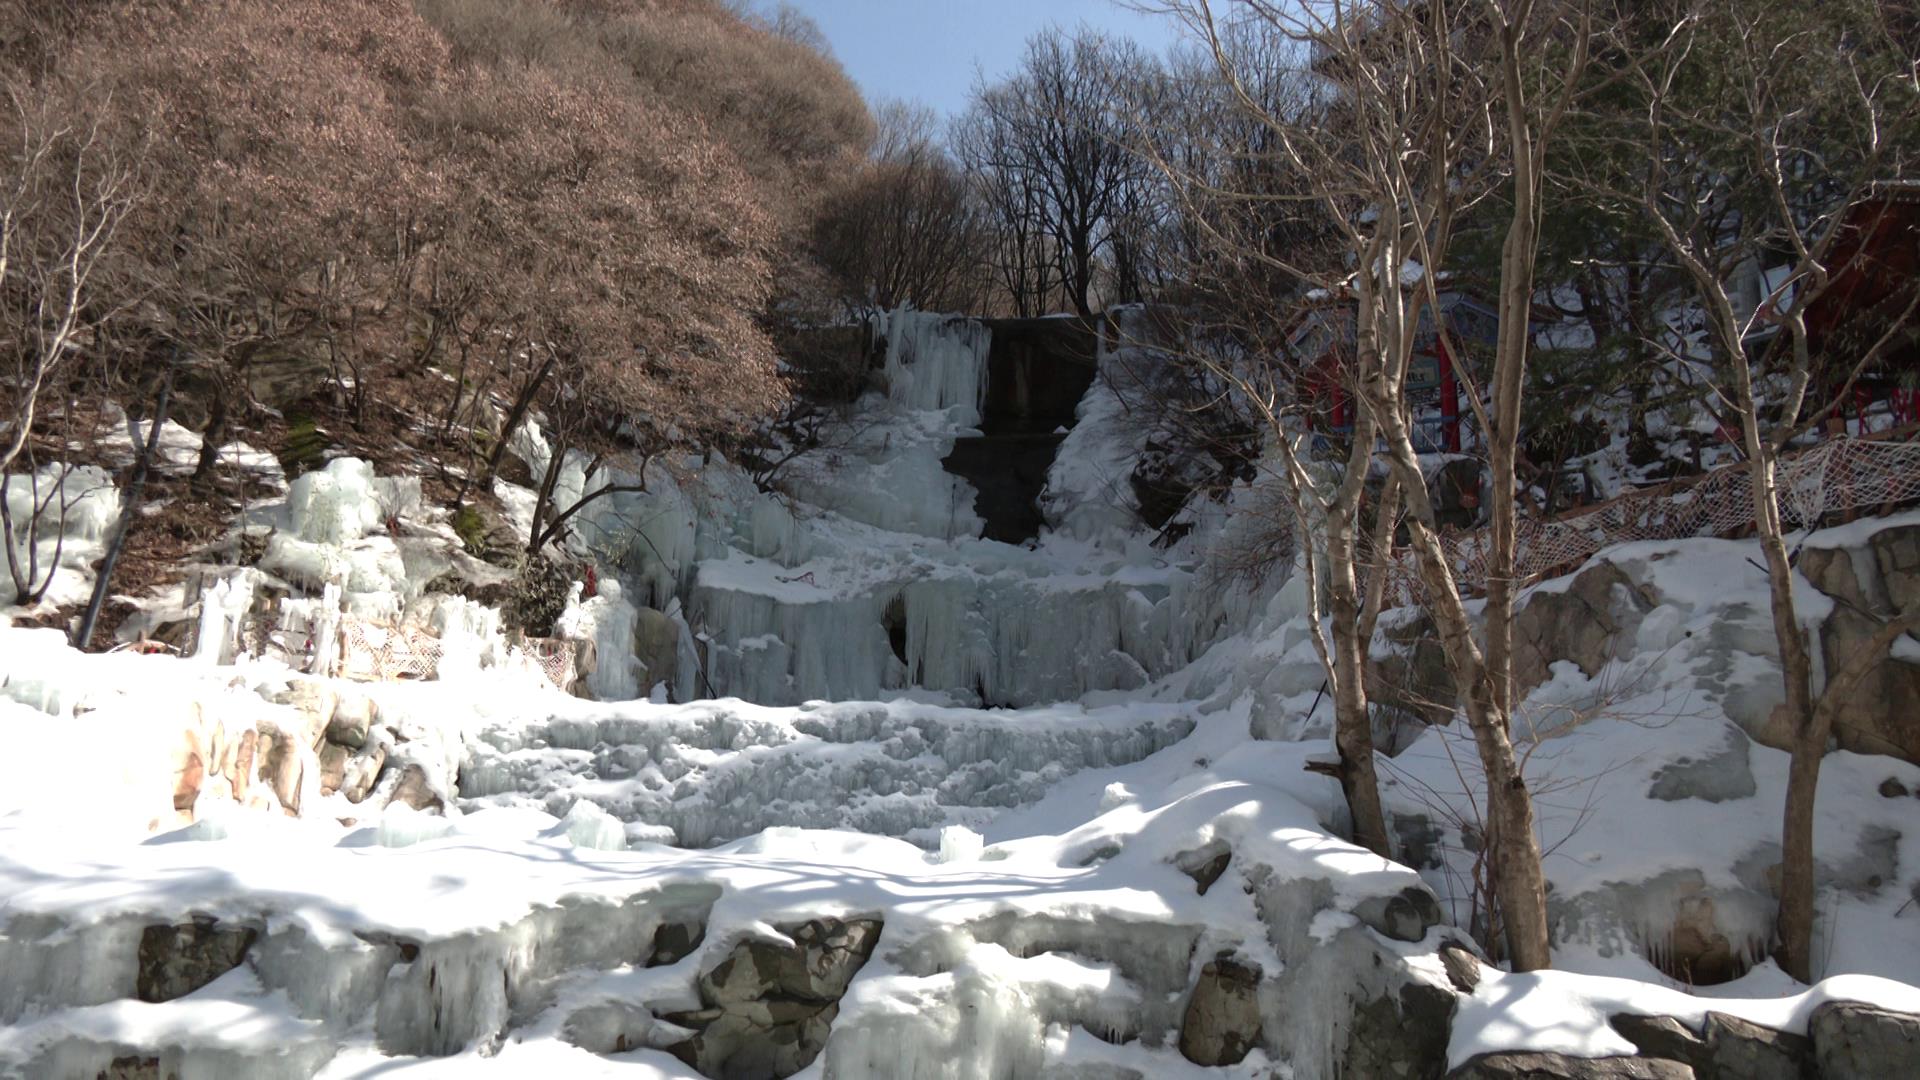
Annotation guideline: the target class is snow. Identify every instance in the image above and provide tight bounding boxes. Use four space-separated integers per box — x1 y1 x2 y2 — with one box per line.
1450 966 1920 1067
5 307 1920 1076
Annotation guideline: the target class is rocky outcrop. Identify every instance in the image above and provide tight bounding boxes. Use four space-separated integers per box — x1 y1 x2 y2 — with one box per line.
1179 954 1263 1066
1798 524 1920 765
136 917 255 1003
665 917 881 1080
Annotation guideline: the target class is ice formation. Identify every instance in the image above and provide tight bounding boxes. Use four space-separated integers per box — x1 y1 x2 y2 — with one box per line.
4 306 1920 1078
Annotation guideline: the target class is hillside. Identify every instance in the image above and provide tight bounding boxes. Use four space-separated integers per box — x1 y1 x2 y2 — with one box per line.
4 2 1920 1079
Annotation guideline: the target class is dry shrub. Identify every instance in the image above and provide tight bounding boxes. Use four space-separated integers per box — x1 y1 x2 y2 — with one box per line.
4 0 875 461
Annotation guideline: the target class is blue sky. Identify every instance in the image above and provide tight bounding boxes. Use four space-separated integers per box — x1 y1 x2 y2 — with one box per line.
782 0 1183 118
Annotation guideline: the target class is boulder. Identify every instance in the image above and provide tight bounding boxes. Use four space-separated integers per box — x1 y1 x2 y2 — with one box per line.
1810 1000 1920 1080
1172 840 1233 896
1179 954 1263 1066
137 917 256 1002
1440 944 1483 994
665 917 881 1080
1610 1011 1809 1080
386 764 442 813
327 693 376 749
339 743 387 805
1446 1052 1693 1079
1353 884 1446 943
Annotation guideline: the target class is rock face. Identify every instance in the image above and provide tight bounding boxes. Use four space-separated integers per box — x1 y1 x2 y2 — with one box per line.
1179 954 1263 1066
1511 561 1653 696
136 918 255 1003
666 917 881 1080
1811 1000 1920 1080
1371 611 1458 729
1798 524 1920 765
1342 979 1456 1080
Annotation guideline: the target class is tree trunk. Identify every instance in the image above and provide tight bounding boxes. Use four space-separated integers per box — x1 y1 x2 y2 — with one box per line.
1776 723 1823 982
1364 368 1554 972
75 364 175 650
1326 502 1392 858
193 373 228 490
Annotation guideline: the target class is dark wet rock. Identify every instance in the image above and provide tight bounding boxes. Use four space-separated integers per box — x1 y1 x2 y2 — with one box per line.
137 917 256 1003
649 917 707 967
97 1056 171 1080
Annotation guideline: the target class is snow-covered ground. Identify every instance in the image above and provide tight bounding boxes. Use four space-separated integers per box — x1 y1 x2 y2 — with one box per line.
3 309 1918 1078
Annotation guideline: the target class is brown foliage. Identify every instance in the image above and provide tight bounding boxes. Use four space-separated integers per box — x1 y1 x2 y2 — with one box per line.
814 116 990 314
7 0 874 466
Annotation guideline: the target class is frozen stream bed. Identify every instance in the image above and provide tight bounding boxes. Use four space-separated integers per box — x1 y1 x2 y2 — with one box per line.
0 636 1440 1080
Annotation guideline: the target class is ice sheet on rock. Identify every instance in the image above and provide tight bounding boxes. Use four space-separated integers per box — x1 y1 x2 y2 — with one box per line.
878 307 991 426
459 696 1198 847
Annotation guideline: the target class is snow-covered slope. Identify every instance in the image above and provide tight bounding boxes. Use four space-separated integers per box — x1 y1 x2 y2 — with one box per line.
3 308 1919 1079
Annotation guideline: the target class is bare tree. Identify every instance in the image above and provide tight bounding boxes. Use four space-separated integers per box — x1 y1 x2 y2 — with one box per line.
1160 0 1595 971
816 100 990 314
955 91 1065 317
960 27 1159 317
0 83 138 605
1119 38 1398 855
1593 0 1920 982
